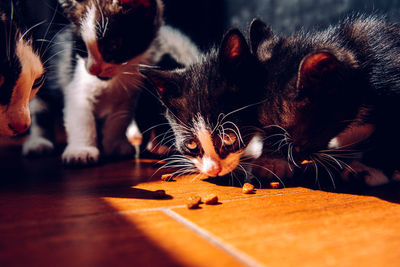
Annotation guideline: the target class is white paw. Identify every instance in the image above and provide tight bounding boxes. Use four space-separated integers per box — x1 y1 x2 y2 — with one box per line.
22 137 54 157
343 161 389 187
62 145 100 166
103 139 135 158
125 120 142 140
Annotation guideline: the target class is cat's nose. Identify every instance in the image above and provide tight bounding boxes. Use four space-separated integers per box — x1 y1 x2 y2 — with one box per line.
207 167 221 177
205 161 222 177
88 64 102 76
8 123 29 135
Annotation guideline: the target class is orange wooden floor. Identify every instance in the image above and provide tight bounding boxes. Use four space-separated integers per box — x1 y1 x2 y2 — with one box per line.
0 137 400 267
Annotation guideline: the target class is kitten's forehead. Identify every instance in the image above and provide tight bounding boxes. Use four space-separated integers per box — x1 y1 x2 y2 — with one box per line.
78 0 161 63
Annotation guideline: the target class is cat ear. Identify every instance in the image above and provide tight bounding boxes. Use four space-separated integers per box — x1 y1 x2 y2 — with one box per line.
297 51 344 98
139 67 180 98
219 28 252 78
249 18 274 54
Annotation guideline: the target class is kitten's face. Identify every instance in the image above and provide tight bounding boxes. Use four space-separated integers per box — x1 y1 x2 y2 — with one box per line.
0 7 45 136
142 30 264 177
59 0 162 79
250 19 362 163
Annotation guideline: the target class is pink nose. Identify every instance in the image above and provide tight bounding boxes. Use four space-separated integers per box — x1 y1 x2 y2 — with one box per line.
88 64 102 76
206 163 222 177
8 123 29 135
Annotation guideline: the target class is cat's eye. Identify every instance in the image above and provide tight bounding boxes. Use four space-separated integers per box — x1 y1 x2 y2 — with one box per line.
185 140 198 151
223 133 237 146
109 39 123 50
32 74 45 89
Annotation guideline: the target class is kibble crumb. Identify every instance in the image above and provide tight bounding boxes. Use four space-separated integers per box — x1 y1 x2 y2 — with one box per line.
270 182 280 189
187 195 201 209
153 190 166 199
242 183 255 194
161 173 174 181
204 193 218 205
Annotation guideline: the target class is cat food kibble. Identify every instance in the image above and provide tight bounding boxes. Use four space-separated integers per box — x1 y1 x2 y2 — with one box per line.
161 173 173 181
242 183 255 194
153 190 166 199
270 182 280 189
204 193 218 205
187 195 201 209
301 160 313 165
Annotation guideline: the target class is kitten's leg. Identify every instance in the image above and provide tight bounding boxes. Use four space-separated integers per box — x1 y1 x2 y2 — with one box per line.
125 120 142 158
102 105 135 158
23 98 55 156
62 81 99 165
342 161 390 187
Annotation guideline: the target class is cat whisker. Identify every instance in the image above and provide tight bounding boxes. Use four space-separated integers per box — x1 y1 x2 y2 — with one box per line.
310 156 322 189
230 171 244 188
238 163 262 188
220 99 266 123
39 4 62 57
312 156 336 189
19 20 46 41
289 143 300 168
139 122 172 135
241 162 286 188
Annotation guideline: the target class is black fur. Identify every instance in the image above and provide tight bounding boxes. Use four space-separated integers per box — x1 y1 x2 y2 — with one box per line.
0 1 24 105
250 15 400 183
140 29 264 165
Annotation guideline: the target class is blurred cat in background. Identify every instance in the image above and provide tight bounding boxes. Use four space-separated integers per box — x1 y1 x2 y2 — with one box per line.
0 1 45 136
249 16 400 187
23 0 200 165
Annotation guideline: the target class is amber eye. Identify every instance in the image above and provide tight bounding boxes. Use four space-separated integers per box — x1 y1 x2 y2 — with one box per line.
185 140 198 151
223 133 237 146
32 74 45 89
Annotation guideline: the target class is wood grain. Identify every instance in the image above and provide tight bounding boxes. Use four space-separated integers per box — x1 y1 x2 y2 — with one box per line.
1 139 400 267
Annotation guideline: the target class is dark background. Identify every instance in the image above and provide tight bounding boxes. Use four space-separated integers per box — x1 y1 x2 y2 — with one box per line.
165 0 400 50
30 0 400 51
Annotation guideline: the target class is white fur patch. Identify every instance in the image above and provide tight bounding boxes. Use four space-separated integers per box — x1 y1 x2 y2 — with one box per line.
189 115 245 177
243 134 263 159
347 161 390 187
81 5 97 45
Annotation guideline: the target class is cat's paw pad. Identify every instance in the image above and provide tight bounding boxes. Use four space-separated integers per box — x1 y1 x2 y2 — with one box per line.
62 145 100 166
22 137 54 157
103 140 135 158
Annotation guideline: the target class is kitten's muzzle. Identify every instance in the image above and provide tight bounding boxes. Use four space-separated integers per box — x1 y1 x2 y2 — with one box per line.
8 122 29 135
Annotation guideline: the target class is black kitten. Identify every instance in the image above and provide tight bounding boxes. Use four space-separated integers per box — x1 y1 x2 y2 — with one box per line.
250 15 400 187
140 29 265 178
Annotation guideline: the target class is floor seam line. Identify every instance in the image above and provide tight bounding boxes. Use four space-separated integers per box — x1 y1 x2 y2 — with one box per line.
162 208 266 267
0 190 311 228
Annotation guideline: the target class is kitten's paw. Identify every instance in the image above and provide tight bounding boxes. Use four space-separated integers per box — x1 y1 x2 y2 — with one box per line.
62 145 100 166
342 161 389 187
103 139 135 158
22 137 54 157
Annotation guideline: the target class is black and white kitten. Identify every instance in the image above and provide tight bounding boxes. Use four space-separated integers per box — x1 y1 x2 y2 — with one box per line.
23 0 200 164
141 29 265 178
249 16 400 187
0 1 45 136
